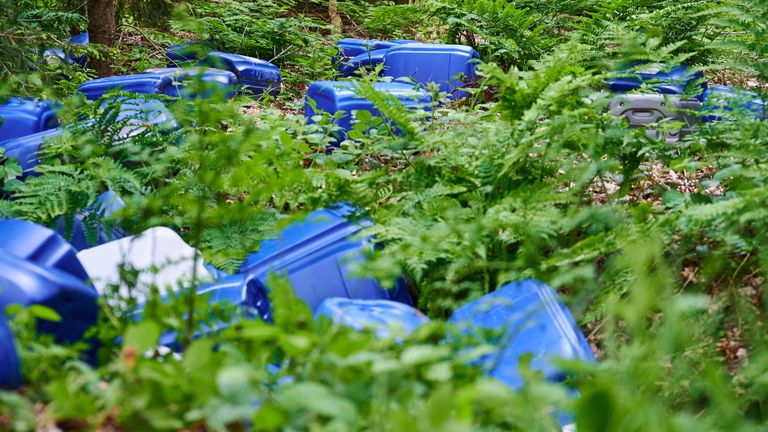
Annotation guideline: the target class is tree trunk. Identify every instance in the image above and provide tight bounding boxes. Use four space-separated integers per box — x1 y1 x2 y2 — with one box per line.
86 0 117 77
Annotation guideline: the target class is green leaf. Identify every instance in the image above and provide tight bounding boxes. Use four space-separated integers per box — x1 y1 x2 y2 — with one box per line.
28 305 61 322
182 339 214 371
401 345 451 366
278 381 358 424
123 321 161 355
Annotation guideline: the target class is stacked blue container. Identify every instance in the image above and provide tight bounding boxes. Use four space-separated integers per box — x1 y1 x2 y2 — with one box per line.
236 204 413 315
700 85 766 122
0 98 58 142
0 220 98 346
43 32 89 67
162 45 282 97
78 68 238 101
605 63 766 126
605 64 705 142
305 81 432 139
315 279 593 427
307 39 479 140
199 52 282 97
1 98 177 177
449 280 595 389
605 64 706 97
382 43 478 96
336 38 418 77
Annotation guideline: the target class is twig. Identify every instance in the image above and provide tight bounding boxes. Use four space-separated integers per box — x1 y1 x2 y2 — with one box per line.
588 319 606 340
682 267 699 290
0 33 39 40
270 46 294 63
729 253 751 288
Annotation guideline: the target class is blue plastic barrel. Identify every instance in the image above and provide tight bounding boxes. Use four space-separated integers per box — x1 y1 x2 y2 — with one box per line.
0 219 90 281
315 298 428 338
0 98 58 142
198 52 281 96
335 39 417 62
304 80 432 139
0 314 22 389
78 68 238 101
336 38 379 60
0 249 98 344
382 43 479 97
449 279 595 390
0 98 177 177
166 41 213 63
132 272 269 347
700 85 765 122
338 49 389 77
606 64 706 98
238 204 413 313
1 127 63 176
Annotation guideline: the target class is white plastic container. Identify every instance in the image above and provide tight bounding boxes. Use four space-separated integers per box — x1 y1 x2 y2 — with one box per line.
76 227 209 299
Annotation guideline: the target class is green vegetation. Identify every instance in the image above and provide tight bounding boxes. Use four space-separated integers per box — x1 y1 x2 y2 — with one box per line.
3 0 768 430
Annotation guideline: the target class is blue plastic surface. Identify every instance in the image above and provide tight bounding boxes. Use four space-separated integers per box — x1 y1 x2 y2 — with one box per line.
0 249 98 344
238 204 413 313
134 273 268 347
68 32 89 67
142 67 238 99
382 43 479 96
336 38 379 60
335 38 417 61
69 32 89 45
79 73 173 100
109 97 179 131
166 41 213 63
338 49 389 77
0 98 58 142
700 85 765 122
315 298 428 338
1 98 177 176
0 219 90 282
449 279 595 390
43 32 89 66
199 52 281 96
606 64 706 98
56 190 126 251
0 315 21 388
304 80 432 138
78 68 238 100
198 273 270 318
1 127 63 175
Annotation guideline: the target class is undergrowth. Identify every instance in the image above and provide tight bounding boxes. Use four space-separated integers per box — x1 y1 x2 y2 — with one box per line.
2 0 768 430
